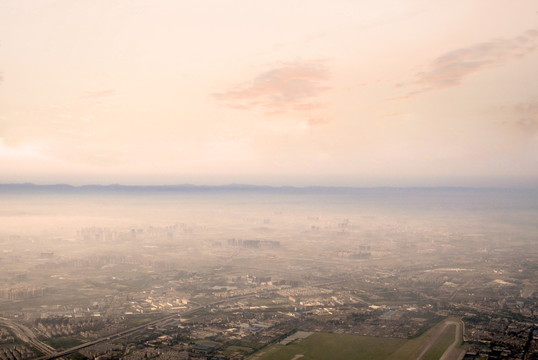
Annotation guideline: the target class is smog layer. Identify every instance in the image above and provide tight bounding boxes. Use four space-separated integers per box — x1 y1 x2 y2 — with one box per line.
0 186 536 359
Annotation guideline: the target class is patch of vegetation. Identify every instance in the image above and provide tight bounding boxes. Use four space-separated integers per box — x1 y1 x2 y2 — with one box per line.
223 345 255 356
386 319 460 360
121 313 164 327
423 324 456 360
233 340 263 350
68 352 89 360
46 336 83 350
255 332 406 360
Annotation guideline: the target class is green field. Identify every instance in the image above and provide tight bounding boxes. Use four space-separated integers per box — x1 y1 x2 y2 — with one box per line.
251 333 406 360
251 319 461 360
423 325 456 360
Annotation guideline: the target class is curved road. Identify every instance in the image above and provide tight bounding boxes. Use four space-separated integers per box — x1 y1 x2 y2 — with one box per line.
0 317 56 356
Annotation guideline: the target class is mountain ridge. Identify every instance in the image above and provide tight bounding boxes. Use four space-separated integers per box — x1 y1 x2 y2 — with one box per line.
0 183 528 193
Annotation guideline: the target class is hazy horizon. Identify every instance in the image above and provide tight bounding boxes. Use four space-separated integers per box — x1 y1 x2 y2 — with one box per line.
2 181 538 190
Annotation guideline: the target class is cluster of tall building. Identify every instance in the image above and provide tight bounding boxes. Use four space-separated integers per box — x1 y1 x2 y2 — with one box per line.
227 239 280 249
0 286 47 300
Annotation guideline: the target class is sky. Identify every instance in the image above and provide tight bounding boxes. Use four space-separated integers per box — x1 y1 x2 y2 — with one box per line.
0 0 537 187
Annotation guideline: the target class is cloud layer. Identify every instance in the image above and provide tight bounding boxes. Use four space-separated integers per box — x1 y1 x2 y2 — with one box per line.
214 60 330 114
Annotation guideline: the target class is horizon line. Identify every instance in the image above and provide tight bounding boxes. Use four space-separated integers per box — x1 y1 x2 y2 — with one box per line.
0 182 536 191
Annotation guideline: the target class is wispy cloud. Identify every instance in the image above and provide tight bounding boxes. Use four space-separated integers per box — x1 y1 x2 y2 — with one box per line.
307 117 330 126
402 28 538 96
508 98 538 136
214 60 330 115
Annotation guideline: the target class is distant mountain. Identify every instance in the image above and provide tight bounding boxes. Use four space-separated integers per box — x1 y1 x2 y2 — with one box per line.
0 183 78 191
0 183 520 194
0 183 326 193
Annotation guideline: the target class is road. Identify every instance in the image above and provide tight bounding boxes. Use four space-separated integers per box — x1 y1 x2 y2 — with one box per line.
0 317 56 356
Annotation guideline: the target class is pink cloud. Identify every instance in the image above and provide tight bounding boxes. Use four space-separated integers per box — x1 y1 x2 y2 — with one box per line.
214 60 330 115
307 117 330 126
403 28 538 96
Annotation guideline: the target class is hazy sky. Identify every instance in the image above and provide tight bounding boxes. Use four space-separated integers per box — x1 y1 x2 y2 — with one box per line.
1 0 537 186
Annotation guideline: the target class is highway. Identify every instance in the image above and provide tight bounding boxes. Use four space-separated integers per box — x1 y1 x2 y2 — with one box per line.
0 318 56 356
